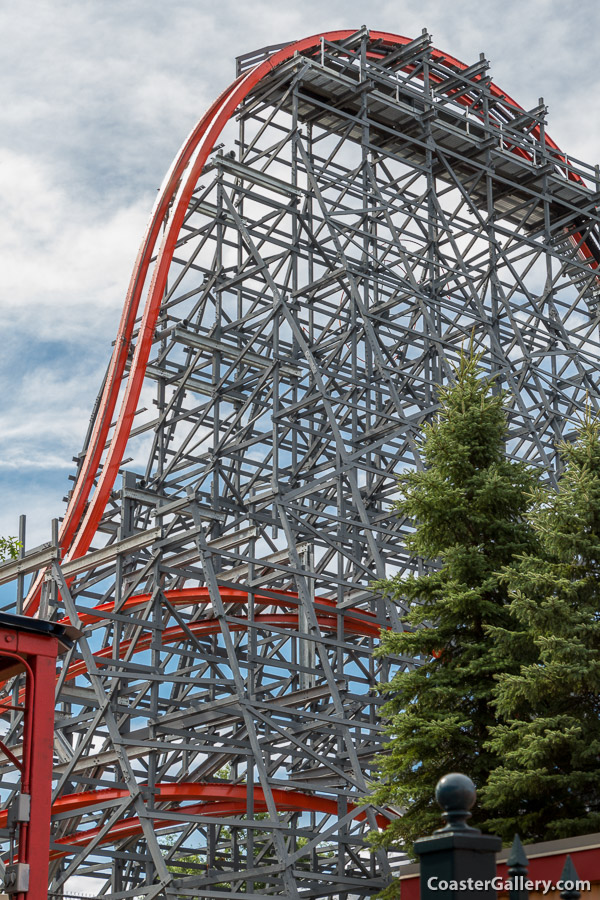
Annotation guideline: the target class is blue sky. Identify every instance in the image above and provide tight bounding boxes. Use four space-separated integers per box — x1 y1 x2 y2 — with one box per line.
2 0 600 551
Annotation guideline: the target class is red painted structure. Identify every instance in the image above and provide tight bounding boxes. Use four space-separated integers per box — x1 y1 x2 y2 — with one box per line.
0 615 72 899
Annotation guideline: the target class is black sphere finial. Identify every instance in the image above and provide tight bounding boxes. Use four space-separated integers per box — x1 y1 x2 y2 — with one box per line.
435 773 477 832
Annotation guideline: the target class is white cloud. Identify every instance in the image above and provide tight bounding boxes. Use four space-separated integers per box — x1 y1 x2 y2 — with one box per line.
0 146 148 550
0 366 94 458
0 149 148 340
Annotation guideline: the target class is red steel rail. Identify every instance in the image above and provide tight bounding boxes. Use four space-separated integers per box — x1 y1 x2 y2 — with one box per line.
1 588 384 710
6 783 387 860
23 29 599 615
0 782 389 861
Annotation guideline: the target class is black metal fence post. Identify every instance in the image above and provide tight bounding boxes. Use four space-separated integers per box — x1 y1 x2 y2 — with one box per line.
560 856 582 900
414 773 502 900
507 834 529 900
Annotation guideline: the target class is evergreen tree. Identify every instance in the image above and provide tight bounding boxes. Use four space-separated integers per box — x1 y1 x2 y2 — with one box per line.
369 352 538 852
483 415 600 842
0 536 20 562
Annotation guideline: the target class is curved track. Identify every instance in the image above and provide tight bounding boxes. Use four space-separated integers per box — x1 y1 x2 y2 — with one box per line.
0 589 384 715
0 783 388 861
24 30 598 614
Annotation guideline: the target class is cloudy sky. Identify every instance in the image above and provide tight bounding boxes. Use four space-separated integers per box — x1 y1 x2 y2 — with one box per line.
2 0 599 554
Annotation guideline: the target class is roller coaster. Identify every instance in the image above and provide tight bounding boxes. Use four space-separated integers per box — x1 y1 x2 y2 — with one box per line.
1 25 600 899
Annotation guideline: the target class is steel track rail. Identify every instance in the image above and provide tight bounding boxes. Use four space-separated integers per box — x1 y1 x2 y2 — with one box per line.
23 29 598 615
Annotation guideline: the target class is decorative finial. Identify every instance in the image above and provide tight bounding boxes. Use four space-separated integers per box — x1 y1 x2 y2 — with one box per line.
434 773 477 832
560 856 582 900
507 834 528 873
507 835 529 900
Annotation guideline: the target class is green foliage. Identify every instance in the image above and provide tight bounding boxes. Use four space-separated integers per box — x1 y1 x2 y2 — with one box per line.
0 537 21 562
296 835 335 858
161 834 205 876
161 803 272 889
369 352 538 851
483 414 600 841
